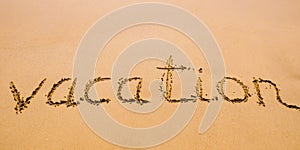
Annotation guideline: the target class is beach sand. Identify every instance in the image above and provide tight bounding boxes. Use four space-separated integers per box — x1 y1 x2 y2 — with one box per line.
0 0 299 149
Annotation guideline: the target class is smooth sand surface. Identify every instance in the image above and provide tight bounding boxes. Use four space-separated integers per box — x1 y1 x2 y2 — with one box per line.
0 0 300 149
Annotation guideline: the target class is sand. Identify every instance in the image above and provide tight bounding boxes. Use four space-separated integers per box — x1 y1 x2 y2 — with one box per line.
0 0 299 149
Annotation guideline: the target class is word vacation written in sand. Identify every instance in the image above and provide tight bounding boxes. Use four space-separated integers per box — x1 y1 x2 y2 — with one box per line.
9 56 300 114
